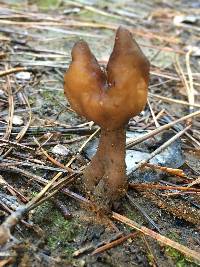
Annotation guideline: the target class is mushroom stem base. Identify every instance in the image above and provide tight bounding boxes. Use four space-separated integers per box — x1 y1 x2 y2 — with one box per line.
83 127 127 209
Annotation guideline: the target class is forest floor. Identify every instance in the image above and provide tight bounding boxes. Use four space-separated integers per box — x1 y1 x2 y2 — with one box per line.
0 0 200 266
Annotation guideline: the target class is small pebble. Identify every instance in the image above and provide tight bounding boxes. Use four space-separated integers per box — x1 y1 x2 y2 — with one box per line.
5 115 24 126
52 144 70 156
15 71 31 80
0 89 4 96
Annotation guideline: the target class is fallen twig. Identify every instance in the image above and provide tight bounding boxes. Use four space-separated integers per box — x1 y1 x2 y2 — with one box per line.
126 110 200 149
112 212 200 264
92 232 138 255
0 67 28 77
129 183 200 192
33 137 75 173
143 163 186 178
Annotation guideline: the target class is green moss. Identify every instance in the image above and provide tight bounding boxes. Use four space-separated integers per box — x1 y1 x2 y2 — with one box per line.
165 246 195 267
40 89 63 103
165 232 198 267
34 0 61 10
124 203 144 223
147 253 155 266
31 191 38 197
28 94 37 106
33 201 81 258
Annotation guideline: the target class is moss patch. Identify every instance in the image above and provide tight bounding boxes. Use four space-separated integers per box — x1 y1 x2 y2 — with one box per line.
34 0 61 10
165 232 198 267
33 201 81 259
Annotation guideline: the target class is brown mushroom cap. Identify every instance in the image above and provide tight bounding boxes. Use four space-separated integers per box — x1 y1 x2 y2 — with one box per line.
64 27 150 130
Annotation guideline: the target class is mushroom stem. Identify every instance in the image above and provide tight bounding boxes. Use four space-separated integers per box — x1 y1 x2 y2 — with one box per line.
84 127 127 207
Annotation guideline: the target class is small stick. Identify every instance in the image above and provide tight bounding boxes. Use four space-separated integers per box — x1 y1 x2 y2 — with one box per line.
187 176 200 188
147 99 160 128
112 212 200 263
73 232 123 257
0 126 96 136
53 199 72 219
126 111 200 148
143 163 186 178
161 192 200 197
92 232 138 255
129 183 200 192
33 137 75 173
0 175 28 203
0 139 35 152
0 67 28 77
0 206 27 245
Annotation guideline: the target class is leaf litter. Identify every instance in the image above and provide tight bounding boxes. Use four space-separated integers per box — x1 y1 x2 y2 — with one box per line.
0 0 200 266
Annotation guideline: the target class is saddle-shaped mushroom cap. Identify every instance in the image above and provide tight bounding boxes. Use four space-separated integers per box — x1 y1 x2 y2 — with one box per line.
64 27 149 130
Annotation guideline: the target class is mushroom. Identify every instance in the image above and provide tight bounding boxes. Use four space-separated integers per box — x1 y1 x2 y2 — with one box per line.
64 27 150 211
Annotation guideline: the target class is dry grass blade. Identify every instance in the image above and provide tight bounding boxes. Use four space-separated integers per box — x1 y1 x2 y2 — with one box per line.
186 48 195 111
15 93 32 140
175 53 194 114
149 93 200 109
147 99 160 127
27 173 80 211
65 127 100 167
